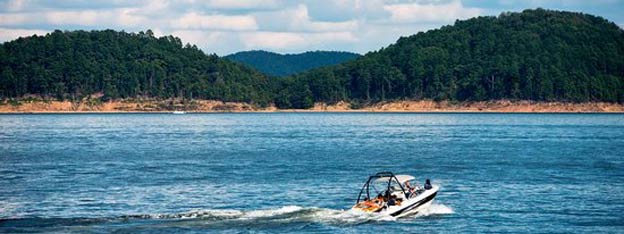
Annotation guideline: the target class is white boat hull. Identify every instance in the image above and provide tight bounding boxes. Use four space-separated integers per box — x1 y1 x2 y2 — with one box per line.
385 185 438 217
353 185 439 218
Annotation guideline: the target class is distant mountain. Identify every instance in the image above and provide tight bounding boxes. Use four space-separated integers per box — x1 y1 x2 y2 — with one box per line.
273 9 624 108
224 50 360 76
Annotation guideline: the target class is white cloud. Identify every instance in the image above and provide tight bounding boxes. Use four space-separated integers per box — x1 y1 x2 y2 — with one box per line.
498 0 619 7
0 0 491 55
240 31 357 52
0 9 147 28
384 0 482 23
255 4 358 32
170 30 226 46
45 11 105 26
241 32 306 50
205 0 281 10
171 12 258 31
130 0 170 17
3 0 28 12
0 27 48 41
302 0 389 22
0 13 29 26
51 9 146 27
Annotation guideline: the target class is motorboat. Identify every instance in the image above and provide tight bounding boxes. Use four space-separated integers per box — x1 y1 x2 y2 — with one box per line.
352 172 439 218
172 110 186 114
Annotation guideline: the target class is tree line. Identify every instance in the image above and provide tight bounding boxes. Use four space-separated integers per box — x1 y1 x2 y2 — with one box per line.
1 9 623 109
0 29 273 106
275 9 624 108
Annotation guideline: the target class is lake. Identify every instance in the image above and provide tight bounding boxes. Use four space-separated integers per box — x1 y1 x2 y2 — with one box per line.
1 113 623 233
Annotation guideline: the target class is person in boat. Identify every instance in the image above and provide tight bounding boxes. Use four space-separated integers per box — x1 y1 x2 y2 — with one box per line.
388 194 400 206
404 180 415 198
424 179 432 190
356 196 383 212
404 180 413 191
372 194 385 206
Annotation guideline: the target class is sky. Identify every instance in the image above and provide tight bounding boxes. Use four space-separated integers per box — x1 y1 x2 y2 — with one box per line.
0 0 623 56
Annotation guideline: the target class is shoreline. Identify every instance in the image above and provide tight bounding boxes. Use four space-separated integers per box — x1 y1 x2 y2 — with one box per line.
1 99 624 113
2 111 624 114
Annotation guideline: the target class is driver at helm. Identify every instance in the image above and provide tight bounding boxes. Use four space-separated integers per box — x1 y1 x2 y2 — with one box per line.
404 180 415 192
404 180 417 198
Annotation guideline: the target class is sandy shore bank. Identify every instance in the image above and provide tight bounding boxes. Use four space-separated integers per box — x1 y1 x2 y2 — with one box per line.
1 99 624 113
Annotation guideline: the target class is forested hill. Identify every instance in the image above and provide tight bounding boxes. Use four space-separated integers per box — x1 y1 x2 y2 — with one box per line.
225 50 360 76
0 30 272 105
275 9 624 108
1 9 623 110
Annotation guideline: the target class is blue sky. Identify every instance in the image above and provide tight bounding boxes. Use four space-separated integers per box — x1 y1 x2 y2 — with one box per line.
1 0 622 55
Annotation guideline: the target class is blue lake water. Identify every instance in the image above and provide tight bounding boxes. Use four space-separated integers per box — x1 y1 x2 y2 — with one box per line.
1 113 623 233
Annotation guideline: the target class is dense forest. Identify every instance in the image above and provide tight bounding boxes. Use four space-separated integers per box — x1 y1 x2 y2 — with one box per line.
0 29 273 105
275 9 624 108
1 9 623 109
225 50 360 76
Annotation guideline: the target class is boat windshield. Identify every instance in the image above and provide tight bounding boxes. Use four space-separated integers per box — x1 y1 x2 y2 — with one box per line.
370 181 387 196
370 178 404 196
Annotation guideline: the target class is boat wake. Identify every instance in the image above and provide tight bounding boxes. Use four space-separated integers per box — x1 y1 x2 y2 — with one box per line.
1 203 454 229
121 202 454 226
122 205 392 226
412 203 454 217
